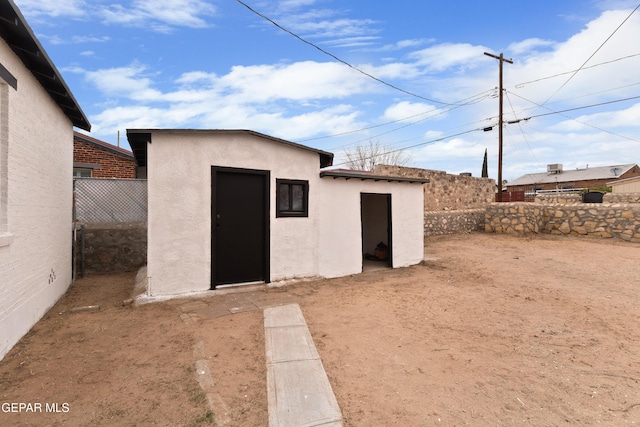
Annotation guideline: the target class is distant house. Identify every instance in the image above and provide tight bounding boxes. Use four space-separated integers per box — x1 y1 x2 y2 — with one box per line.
128 129 428 297
73 131 136 178
608 176 640 193
0 1 90 361
507 164 640 193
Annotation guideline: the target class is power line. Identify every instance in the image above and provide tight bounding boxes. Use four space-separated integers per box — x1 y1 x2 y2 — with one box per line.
299 89 495 144
331 127 483 168
504 90 538 163
540 3 640 106
325 92 493 151
506 91 640 143
235 0 458 106
512 53 640 89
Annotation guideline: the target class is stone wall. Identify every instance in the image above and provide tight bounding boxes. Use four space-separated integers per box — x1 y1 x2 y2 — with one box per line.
604 193 640 204
375 165 495 211
485 203 640 243
535 194 582 204
374 165 495 236
424 209 486 236
76 222 147 275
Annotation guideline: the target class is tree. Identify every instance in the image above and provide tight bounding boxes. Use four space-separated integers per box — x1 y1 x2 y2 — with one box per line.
343 140 410 171
481 148 488 178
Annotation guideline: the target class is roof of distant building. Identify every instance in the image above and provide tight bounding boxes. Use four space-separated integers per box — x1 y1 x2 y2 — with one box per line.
74 131 134 159
508 164 637 187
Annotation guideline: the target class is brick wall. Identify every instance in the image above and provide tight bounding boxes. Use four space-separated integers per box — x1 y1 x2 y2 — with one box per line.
73 138 136 178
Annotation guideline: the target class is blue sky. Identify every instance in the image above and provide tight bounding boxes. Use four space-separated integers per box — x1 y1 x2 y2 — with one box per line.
15 0 640 181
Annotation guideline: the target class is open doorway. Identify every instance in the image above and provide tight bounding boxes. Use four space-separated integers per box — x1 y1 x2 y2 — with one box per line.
360 193 392 272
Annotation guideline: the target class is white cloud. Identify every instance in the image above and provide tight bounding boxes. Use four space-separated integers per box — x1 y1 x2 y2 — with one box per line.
81 60 371 141
409 43 489 73
383 101 441 121
14 0 87 18
219 61 372 102
507 38 555 56
99 0 216 32
83 64 163 101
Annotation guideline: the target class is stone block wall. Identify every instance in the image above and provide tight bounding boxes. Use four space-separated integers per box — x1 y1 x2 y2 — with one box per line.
76 222 147 275
374 165 496 236
535 194 582 204
424 209 486 236
375 165 495 211
485 203 640 243
604 193 640 204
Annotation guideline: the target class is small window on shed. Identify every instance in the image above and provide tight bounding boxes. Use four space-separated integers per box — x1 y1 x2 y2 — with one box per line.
276 179 308 217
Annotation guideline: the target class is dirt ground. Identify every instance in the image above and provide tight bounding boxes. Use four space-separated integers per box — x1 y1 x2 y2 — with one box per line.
1 233 639 426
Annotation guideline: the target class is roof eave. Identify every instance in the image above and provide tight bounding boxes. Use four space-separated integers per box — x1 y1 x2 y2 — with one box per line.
0 0 91 131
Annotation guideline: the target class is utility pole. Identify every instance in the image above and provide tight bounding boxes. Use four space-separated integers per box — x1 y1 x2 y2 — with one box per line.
484 52 513 202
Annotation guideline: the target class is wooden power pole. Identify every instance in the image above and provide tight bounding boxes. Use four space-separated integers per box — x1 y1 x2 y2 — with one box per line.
484 52 513 202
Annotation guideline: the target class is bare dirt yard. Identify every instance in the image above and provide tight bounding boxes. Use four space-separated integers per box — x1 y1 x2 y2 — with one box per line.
1 233 639 426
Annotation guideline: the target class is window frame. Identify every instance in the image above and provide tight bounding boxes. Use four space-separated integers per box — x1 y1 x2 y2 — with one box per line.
73 168 93 178
276 179 309 218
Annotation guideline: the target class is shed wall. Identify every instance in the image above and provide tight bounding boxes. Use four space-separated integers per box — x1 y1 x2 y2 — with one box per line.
146 132 323 296
145 132 426 296
317 178 424 278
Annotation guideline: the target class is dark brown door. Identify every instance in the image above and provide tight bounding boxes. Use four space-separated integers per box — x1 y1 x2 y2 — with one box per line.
211 167 269 288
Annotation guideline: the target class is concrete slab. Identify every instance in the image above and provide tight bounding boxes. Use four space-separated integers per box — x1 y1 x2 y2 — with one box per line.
264 304 342 427
267 360 342 427
265 325 320 364
195 359 215 390
264 304 307 328
250 293 298 309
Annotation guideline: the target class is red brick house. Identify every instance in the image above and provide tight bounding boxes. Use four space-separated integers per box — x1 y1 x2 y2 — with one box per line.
507 163 640 193
73 132 136 178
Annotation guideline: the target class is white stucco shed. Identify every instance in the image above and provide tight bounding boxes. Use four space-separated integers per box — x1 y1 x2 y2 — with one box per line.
128 129 428 297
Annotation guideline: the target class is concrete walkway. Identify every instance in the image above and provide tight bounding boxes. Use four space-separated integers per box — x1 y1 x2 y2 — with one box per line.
264 304 342 427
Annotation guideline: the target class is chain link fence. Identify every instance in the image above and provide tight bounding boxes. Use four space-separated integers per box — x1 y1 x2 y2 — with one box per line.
74 178 147 223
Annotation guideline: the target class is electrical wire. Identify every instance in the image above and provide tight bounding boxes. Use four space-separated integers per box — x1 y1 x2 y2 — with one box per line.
512 53 640 89
504 90 538 162
299 89 495 144
540 3 640 106
506 90 640 143
331 127 483 168
235 0 459 106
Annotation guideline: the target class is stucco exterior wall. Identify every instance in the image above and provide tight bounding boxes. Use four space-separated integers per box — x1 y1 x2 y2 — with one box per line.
0 39 74 360
144 131 426 296
317 179 424 279
146 132 324 296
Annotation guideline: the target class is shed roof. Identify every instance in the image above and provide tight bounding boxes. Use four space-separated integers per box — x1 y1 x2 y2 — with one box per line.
74 131 134 159
320 169 430 184
508 164 637 187
127 129 334 169
0 0 90 131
